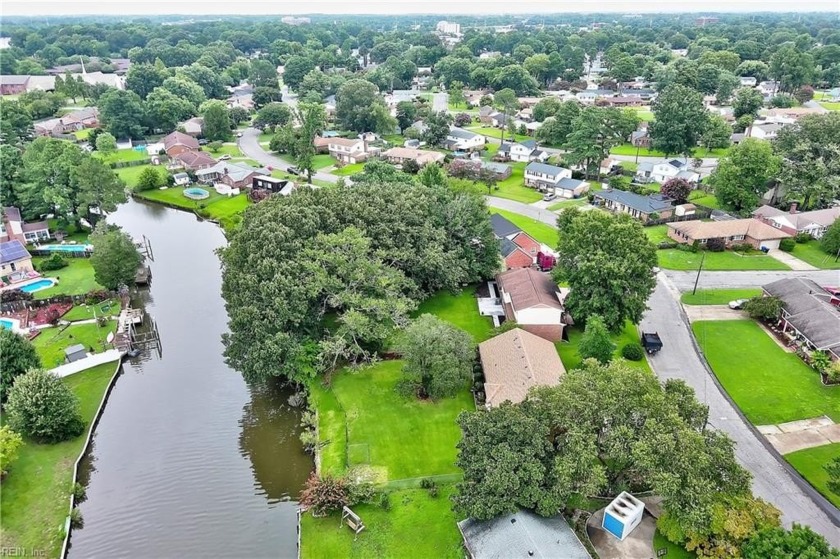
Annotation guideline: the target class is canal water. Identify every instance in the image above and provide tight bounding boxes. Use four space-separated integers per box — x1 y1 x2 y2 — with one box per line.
68 199 312 558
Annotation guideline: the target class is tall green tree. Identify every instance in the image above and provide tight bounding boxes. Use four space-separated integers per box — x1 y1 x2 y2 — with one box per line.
249 58 278 88
94 132 117 156
74 158 126 224
146 87 196 132
98 89 147 139
0 329 41 404
650 84 710 158
710 139 781 213
732 87 765 119
553 209 656 331
294 102 326 183
564 107 638 179
89 222 142 290
200 100 232 142
769 44 815 93
742 525 840 559
335 79 395 133
774 112 840 210
161 76 206 110
22 137 85 222
578 315 614 364
700 115 732 152
0 100 33 146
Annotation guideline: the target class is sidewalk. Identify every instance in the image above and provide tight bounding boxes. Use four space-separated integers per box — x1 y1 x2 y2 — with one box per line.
767 248 818 271
50 349 123 378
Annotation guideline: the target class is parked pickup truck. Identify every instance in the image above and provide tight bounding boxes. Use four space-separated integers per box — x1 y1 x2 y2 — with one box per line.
641 332 663 355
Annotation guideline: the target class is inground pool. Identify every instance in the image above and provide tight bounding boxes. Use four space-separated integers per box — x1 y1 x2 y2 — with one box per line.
37 244 93 253
0 319 14 330
20 278 56 293
183 187 210 200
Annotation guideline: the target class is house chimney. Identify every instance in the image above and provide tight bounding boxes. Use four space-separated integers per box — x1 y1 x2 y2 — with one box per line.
789 202 798 214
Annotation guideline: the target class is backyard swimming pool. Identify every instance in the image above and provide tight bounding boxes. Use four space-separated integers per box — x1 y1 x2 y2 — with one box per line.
0 319 14 330
37 244 93 253
183 187 210 200
20 278 56 293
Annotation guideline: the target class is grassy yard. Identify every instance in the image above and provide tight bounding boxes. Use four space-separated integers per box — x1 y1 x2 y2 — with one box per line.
204 143 243 158
134 186 250 231
784 443 840 508
332 162 366 176
486 162 543 204
0 362 119 558
657 248 790 271
258 131 274 144
609 143 729 158
32 320 117 368
791 240 840 269
692 320 840 425
94 148 150 165
680 289 761 306
309 360 472 482
300 485 463 559
62 299 119 322
555 320 652 373
687 190 720 209
467 126 531 143
415 286 494 343
114 163 156 189
630 107 655 122
547 198 589 211
73 128 92 141
489 209 558 247
33 257 103 300
311 154 335 170
653 529 697 559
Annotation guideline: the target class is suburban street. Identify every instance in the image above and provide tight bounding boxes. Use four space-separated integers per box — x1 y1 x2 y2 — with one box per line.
492 201 840 545
237 127 340 184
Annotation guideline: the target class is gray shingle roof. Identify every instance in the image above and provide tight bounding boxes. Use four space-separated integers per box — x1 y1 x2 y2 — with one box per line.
490 214 521 238
556 178 586 190
525 162 567 178
448 127 480 140
763 278 840 353
500 237 520 258
595 189 673 213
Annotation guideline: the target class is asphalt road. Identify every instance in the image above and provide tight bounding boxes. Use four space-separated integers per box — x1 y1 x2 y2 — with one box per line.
237 128 339 184
490 201 840 544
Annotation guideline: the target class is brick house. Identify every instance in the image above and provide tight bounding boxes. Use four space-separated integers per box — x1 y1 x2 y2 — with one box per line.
667 218 791 250
196 161 269 189
163 131 200 157
496 267 570 342
0 75 30 95
1 207 50 244
753 204 840 240
382 147 445 167
173 150 217 171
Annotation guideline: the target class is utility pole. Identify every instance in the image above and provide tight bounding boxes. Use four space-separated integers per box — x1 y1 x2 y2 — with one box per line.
691 251 706 295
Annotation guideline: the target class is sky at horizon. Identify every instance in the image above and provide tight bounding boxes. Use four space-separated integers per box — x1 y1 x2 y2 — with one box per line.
2 0 839 17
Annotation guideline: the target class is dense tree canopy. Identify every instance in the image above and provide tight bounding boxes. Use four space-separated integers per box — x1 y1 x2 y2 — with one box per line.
89 222 142 290
773 113 840 210
711 139 781 213
650 84 710 158
0 329 41 404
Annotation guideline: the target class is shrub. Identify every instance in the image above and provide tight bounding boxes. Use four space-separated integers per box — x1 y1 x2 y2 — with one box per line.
778 238 796 252
70 507 84 529
454 113 472 127
73 481 87 501
794 232 812 244
770 94 794 108
38 253 68 272
45 306 61 325
661 177 693 204
578 315 615 364
0 290 32 303
810 351 831 374
658 241 678 249
743 296 783 321
0 425 23 476
402 159 420 174
621 343 645 361
5 369 85 443
705 238 726 252
420 478 439 498
84 289 111 305
730 243 752 253
378 492 391 511
820 220 840 256
0 327 41 403
300 473 349 516
345 466 378 505
208 141 224 152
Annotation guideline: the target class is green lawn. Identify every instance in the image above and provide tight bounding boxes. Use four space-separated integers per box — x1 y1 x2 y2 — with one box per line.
785 443 840 508
547 198 589 211
692 320 840 425
204 143 243 158
415 286 494 343
555 320 651 373
33 257 103 300
73 128 92 141
32 320 117 368
94 148 150 165
490 209 558 247
657 248 790 271
680 289 761 306
791 240 840 269
0 362 119 557
609 143 729 158
309 360 473 482
134 186 250 231
653 529 697 559
62 299 119 322
487 162 543 204
45 220 89 244
644 224 670 245
630 107 655 122
312 154 335 170
687 190 720 209
115 164 156 189
467 126 531 143
300 485 463 559
332 162 366 176
258 131 274 144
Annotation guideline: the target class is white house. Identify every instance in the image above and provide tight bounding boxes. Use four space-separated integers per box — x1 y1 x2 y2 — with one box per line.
747 122 782 140
173 172 191 186
497 140 548 163
757 81 779 95
327 137 376 164
524 162 573 191
445 127 485 151
635 160 699 184
551 178 590 199
739 76 757 87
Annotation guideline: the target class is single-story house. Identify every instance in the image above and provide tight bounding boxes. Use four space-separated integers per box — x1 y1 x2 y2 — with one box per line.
500 238 536 269
64 344 88 364
757 81 779 95
178 117 204 137
327 137 377 164
458 509 589 559
1 207 50 244
445 127 485 151
739 76 757 87
490 213 522 239
173 149 217 171
524 162 572 191
478 105 496 124
550 178 590 199
592 189 675 222
496 267 570 341
600 157 619 175
762 277 840 360
252 175 296 196
479 161 512 180
173 172 191 186
598 95 645 107
497 140 547 163
491 214 542 269
0 75 30 95
382 147 445 167
478 328 565 408
34 117 83 136
64 107 100 128
753 205 840 239
163 131 200 157
635 160 699 184
747 122 782 140
629 128 651 148
0 239 35 276
667 218 791 250
197 161 269 189
576 89 616 104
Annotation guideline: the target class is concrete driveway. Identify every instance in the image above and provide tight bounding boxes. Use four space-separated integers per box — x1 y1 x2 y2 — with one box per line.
683 305 745 322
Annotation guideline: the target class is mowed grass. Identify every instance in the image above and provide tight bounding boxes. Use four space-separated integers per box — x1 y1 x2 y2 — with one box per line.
114 163 155 189
62 299 120 322
490 209 558 247
654 529 697 559
134 186 251 231
204 143 242 158
692 320 840 425
32 257 103 300
791 240 840 269
312 360 472 482
415 286 494 343
0 362 120 557
547 198 589 211
680 289 761 306
488 162 543 204
784 443 840 508
32 320 117 368
332 162 366 176
555 320 651 374
300 485 463 559
657 248 790 271
609 143 729 158
466 126 531 143
94 148 150 165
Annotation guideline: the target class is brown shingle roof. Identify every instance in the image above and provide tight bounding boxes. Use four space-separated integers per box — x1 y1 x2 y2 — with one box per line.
175 149 217 169
163 131 199 152
382 147 445 165
479 328 564 407
667 218 790 241
314 137 331 148
497 268 563 312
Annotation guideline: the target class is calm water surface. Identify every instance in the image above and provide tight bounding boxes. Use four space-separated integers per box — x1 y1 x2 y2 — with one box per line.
69 199 312 559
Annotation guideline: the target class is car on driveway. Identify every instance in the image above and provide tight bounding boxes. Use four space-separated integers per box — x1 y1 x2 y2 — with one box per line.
287 166 301 175
219 154 231 160
728 299 749 310
543 192 557 202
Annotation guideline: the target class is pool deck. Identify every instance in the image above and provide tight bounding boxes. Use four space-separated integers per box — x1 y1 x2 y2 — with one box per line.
0 276 57 293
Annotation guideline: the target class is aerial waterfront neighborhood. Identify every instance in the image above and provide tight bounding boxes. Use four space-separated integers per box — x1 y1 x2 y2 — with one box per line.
1 5 839 559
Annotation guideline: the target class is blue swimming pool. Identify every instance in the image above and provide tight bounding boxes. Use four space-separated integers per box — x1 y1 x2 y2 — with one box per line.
20 279 56 293
37 244 92 253
0 319 14 330
183 187 210 200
